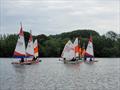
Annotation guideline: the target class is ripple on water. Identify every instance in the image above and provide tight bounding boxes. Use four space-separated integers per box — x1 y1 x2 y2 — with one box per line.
0 58 120 90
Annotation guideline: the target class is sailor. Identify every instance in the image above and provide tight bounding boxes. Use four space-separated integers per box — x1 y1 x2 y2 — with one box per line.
71 57 76 61
63 58 66 61
32 56 38 61
20 57 24 63
32 57 36 61
84 57 87 61
90 58 92 61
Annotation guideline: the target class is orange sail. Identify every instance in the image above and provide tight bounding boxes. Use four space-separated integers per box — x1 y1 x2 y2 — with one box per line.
34 39 39 58
73 37 81 58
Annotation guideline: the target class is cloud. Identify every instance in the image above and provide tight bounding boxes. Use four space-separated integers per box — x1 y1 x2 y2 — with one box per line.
0 0 119 35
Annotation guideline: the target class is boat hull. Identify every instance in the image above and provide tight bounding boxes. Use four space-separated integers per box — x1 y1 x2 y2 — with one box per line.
11 59 41 65
64 60 80 64
59 58 83 64
59 59 82 64
84 60 98 63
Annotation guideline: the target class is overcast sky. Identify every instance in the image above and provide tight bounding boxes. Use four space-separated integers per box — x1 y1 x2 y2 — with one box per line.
0 0 119 35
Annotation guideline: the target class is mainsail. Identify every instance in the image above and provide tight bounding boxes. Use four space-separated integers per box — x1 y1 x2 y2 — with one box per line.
73 38 81 58
26 31 34 57
34 39 39 58
85 36 94 57
61 40 75 60
14 24 26 58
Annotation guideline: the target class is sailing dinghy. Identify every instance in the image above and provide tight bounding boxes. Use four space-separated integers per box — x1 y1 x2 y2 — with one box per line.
73 37 82 61
33 39 42 62
60 40 81 64
12 24 27 64
84 35 98 62
12 25 40 65
25 31 40 64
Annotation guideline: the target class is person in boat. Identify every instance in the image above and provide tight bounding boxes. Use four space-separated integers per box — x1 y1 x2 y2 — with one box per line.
33 56 39 61
71 57 76 61
90 58 93 61
20 57 24 63
84 57 87 61
63 58 66 61
32 56 37 61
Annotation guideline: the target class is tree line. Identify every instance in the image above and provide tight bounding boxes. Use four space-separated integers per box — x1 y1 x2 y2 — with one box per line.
0 30 120 57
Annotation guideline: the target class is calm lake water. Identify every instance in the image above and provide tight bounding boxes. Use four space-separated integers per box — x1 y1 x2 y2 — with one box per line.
0 58 120 90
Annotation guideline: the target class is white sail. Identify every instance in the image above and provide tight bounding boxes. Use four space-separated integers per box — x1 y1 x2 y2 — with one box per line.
14 25 26 57
34 39 39 58
61 40 75 60
26 31 34 57
73 38 79 58
85 36 94 57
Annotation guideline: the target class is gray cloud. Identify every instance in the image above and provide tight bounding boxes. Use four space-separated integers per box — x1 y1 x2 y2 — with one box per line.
0 0 119 35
